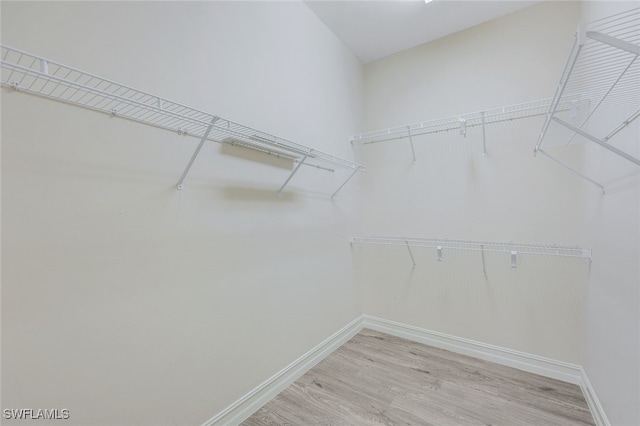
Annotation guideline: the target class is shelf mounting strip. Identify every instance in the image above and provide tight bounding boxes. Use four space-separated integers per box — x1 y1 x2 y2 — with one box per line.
0 44 364 199
351 97 587 160
350 236 591 275
535 9 640 193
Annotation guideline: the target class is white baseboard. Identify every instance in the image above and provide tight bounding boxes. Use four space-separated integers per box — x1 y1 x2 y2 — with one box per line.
204 314 609 426
361 315 583 385
201 316 363 426
579 366 611 426
362 315 610 426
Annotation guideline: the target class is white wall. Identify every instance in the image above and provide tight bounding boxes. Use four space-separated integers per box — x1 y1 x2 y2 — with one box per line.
363 1 583 130
358 1 640 424
357 1 588 363
3 1 638 425
579 3 640 425
1 2 364 425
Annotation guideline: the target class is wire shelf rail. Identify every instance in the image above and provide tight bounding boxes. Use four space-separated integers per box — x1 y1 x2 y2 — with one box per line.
0 44 364 199
535 8 640 193
351 97 588 160
351 236 591 273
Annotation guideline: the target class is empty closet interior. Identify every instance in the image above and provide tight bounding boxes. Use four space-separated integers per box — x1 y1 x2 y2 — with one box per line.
2 1 638 426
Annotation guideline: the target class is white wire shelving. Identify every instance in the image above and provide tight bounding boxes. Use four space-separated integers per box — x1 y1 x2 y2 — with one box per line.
535 8 640 193
0 44 364 199
351 97 588 161
350 236 592 274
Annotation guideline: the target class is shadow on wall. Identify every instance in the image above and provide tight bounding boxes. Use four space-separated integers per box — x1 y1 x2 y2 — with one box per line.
220 185 300 202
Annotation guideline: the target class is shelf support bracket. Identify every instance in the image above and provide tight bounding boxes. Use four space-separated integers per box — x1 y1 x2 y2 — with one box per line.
587 31 640 56
604 109 640 142
552 117 640 166
330 167 361 201
481 111 487 156
538 149 605 194
176 117 219 190
535 30 584 154
481 244 487 276
566 55 637 146
278 154 308 197
459 118 467 137
405 241 416 268
407 126 416 162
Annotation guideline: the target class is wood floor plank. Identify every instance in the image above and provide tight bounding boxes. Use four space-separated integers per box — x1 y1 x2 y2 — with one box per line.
242 329 595 425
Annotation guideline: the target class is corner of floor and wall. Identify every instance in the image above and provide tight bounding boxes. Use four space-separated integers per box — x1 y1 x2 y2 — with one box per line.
1 1 638 426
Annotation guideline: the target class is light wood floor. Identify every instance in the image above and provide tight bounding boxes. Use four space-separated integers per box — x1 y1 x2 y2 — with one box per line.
242 329 595 425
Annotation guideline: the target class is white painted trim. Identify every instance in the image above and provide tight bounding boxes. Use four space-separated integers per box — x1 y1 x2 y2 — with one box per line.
361 315 583 385
204 314 608 426
361 316 612 424
579 366 611 426
201 316 363 426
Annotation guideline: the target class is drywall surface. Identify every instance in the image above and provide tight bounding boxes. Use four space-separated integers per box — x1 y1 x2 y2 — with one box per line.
357 1 590 364
1 2 364 425
579 3 640 425
359 1 640 423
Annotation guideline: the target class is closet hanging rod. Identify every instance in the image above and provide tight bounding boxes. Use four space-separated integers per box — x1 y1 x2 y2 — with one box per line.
0 44 364 196
350 236 592 259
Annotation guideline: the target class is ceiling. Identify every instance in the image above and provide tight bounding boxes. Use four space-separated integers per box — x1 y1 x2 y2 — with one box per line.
305 0 541 63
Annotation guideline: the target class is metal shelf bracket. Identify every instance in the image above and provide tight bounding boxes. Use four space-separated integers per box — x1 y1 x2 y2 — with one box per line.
330 166 362 201
177 117 219 190
277 154 308 197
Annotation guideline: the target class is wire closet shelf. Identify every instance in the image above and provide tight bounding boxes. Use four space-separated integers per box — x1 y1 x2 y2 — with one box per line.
0 44 364 198
535 8 640 193
353 98 575 145
351 97 588 160
351 236 592 272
